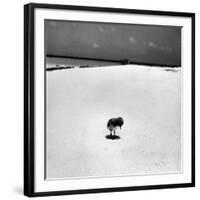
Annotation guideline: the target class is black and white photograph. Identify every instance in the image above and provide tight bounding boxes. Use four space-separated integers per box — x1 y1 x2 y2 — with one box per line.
24 3 195 197
45 20 182 179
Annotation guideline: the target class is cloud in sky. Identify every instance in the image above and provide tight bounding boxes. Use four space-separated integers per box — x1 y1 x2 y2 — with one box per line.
98 27 105 32
92 43 99 48
98 26 116 32
160 46 173 52
148 41 157 48
129 36 136 44
148 41 173 53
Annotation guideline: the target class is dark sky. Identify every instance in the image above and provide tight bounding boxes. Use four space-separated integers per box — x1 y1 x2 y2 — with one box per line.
45 20 181 66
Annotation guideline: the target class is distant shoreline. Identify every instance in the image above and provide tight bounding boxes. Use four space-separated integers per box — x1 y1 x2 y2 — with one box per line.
46 54 181 69
46 64 181 72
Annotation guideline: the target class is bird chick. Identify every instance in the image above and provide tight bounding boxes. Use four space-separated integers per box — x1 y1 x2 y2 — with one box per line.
107 117 124 136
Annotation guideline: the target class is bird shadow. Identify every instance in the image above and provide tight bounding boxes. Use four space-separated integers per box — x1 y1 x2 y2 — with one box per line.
105 135 120 140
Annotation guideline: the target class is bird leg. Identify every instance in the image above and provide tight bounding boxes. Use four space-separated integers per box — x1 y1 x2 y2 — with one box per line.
110 130 112 136
113 130 116 136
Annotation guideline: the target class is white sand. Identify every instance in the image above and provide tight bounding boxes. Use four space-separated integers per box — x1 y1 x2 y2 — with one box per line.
46 64 181 179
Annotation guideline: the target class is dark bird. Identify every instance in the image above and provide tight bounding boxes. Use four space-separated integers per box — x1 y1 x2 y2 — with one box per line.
107 117 124 137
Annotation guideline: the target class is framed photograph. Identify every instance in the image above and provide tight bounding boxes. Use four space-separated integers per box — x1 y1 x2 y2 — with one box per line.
24 3 195 197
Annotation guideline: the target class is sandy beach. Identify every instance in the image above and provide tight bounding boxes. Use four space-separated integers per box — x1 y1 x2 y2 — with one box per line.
46 63 181 179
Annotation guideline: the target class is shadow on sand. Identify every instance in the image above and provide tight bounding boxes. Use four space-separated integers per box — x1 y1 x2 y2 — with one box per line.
105 135 120 140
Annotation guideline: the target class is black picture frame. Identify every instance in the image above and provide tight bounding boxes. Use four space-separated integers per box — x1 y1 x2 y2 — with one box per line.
24 3 195 197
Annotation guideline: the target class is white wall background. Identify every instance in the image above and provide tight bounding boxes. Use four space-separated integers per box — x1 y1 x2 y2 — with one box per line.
0 0 199 199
